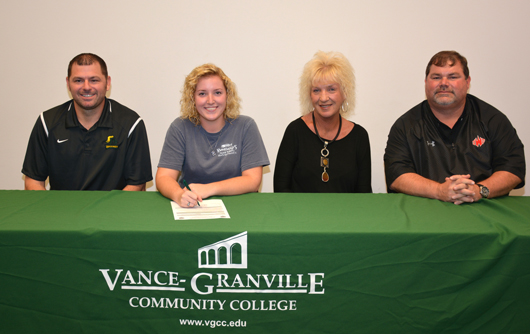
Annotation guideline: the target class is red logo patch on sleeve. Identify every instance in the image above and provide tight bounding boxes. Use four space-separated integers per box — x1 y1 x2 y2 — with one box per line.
472 136 486 147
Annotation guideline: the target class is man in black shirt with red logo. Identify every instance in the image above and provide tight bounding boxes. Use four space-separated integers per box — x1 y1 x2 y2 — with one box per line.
22 53 152 190
384 51 525 204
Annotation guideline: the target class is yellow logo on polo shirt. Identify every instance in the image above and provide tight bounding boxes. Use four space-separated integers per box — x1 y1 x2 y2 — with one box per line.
106 135 119 149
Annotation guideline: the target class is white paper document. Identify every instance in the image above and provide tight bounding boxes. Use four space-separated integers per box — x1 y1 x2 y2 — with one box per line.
171 199 231 220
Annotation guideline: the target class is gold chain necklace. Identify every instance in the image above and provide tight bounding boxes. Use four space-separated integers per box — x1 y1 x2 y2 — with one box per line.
312 112 342 182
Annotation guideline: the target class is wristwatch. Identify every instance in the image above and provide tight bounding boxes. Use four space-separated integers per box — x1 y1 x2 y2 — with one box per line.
477 184 489 198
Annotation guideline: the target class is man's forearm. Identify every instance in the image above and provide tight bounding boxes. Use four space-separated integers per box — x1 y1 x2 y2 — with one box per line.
474 171 522 199
24 176 46 190
390 173 442 200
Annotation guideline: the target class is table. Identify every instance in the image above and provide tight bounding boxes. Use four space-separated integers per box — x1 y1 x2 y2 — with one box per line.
1 190 529 333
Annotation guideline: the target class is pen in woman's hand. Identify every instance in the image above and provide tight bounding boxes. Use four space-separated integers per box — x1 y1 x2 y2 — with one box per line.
182 179 200 206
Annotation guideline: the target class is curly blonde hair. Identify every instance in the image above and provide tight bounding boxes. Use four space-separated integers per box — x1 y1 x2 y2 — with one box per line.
299 51 355 116
180 64 241 124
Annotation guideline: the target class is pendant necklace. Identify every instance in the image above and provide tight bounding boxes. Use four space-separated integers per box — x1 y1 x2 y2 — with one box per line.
312 112 342 182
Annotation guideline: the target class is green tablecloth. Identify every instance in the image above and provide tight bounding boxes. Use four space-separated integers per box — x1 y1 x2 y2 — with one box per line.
1 190 529 333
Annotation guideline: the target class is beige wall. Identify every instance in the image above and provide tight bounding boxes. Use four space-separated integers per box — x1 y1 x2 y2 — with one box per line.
1 0 528 195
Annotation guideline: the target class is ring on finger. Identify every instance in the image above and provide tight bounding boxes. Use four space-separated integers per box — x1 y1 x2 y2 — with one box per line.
187 202 191 207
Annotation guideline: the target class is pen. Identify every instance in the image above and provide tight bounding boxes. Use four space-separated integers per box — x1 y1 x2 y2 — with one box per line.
182 179 200 206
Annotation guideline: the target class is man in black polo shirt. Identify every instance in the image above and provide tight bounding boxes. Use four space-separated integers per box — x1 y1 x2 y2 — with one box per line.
384 50 525 204
22 53 152 190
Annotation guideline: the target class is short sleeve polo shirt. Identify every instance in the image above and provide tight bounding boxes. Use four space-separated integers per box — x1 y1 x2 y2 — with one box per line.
22 98 152 190
384 94 525 191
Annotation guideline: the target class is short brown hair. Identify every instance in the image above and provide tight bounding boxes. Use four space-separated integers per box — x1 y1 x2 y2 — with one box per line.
426 51 469 79
68 53 108 78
